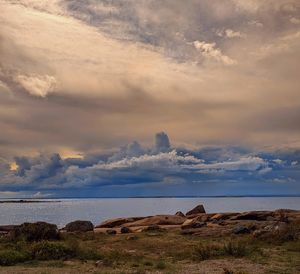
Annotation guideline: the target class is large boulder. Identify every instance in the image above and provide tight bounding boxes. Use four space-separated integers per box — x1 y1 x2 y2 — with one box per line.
96 217 146 228
125 215 186 227
186 205 206 216
64 220 94 232
11 222 59 241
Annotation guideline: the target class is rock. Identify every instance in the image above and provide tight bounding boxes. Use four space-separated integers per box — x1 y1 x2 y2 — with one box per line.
181 218 207 230
264 222 288 234
175 211 185 217
232 224 250 234
211 213 238 221
142 224 161 232
11 222 59 241
96 217 146 228
106 229 117 235
186 213 215 220
126 215 186 227
120 226 132 234
64 220 94 232
231 211 273 221
186 205 206 216
95 260 104 267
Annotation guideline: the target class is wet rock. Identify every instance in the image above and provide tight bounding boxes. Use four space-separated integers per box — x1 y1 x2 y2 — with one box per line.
186 205 206 216
120 226 132 234
64 220 94 232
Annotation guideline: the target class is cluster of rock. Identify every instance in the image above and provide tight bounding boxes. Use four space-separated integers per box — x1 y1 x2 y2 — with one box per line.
93 205 300 238
1 205 299 240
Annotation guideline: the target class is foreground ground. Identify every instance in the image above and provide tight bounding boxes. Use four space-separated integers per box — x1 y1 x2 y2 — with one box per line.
0 207 299 273
0 227 299 274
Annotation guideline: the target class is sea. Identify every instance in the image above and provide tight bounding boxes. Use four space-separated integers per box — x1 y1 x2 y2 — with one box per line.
0 197 299 228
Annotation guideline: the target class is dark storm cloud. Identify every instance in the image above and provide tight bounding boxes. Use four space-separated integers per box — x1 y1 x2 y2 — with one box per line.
1 133 299 197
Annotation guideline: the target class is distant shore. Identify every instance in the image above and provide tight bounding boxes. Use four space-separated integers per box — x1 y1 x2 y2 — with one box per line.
0 200 60 204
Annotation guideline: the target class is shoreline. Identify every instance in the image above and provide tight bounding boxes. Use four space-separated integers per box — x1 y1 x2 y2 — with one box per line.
0 200 60 204
1 206 299 233
1 195 300 200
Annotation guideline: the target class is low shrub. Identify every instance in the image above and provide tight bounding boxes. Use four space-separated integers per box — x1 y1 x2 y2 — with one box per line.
0 250 29 266
31 241 76 260
11 222 60 242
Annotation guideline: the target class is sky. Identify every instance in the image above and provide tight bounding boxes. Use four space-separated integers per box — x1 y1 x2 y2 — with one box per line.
0 0 300 198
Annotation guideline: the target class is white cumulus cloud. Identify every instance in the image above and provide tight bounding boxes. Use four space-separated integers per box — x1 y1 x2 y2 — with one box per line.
193 41 236 65
16 74 56 97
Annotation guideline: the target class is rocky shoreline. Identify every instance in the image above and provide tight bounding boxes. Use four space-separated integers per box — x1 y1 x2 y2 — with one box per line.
93 205 300 239
1 204 299 239
0 205 299 273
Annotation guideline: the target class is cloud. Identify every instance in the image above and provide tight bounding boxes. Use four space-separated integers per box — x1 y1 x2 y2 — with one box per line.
193 41 236 65
153 132 171 153
15 74 56 97
225 29 245 38
32 191 52 198
0 0 300 173
0 133 299 197
290 17 300 24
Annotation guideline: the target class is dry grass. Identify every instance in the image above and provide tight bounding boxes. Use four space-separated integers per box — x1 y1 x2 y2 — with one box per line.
0 222 299 273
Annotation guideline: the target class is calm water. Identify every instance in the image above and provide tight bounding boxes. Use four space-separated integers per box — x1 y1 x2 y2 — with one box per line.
0 197 299 228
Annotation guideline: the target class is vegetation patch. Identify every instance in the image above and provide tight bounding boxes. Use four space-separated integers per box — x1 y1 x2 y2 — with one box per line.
31 241 76 260
0 250 29 266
